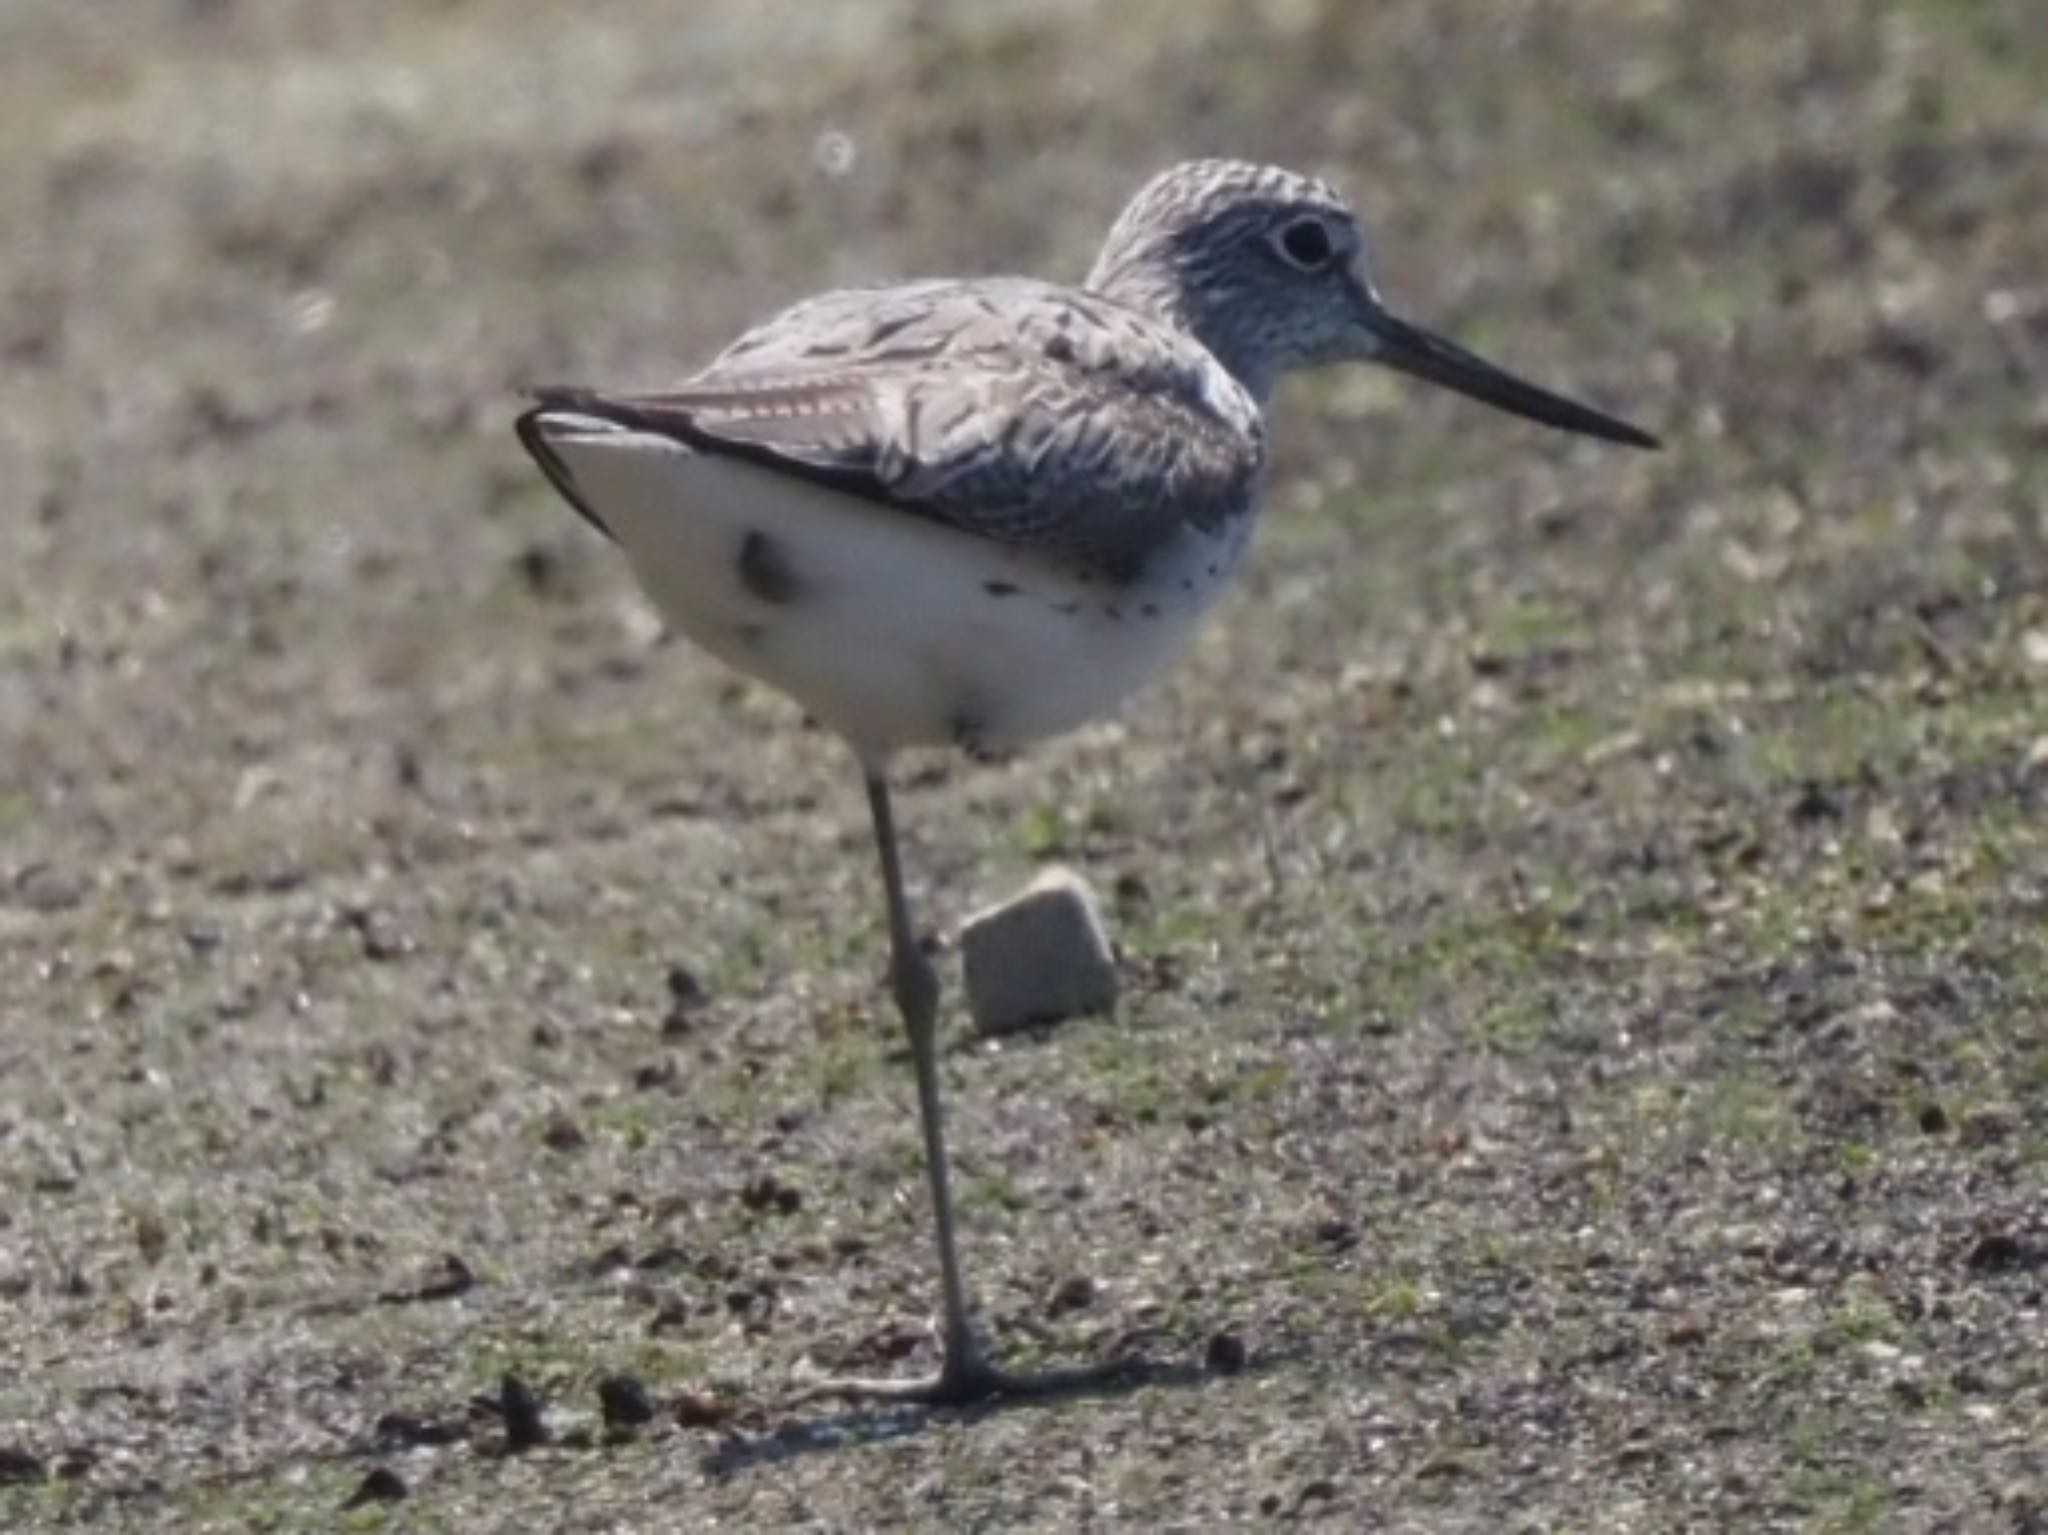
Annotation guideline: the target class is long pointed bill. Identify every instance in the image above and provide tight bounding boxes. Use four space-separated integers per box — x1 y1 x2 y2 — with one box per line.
1363 303 1660 449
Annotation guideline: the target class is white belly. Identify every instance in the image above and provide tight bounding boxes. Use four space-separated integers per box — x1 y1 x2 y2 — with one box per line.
548 428 1254 757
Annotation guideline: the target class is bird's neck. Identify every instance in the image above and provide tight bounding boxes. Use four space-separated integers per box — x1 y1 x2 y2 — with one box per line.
1085 259 1278 405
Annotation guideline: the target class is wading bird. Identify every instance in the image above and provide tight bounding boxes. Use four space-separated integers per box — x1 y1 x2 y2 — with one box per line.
516 158 1656 1405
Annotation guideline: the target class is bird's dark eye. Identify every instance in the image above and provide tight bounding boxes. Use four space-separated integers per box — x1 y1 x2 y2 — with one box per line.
1276 217 1335 270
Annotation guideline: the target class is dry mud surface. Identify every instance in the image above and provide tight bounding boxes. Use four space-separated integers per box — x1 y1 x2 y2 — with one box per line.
2 1 2046 1529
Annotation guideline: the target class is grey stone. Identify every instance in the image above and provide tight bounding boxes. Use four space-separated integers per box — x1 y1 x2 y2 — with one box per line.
959 867 1118 1035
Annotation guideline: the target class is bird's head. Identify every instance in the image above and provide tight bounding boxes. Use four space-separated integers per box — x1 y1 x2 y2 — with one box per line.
1087 158 1656 448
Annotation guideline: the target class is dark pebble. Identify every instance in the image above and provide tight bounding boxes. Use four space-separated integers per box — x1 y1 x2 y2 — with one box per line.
740 1174 801 1215
372 1410 466 1449
1967 1230 2037 1274
633 1057 680 1091
134 1213 169 1265
499 1374 549 1452
342 1466 407 1508
1293 1478 1338 1513
1311 1217 1358 1251
1666 1315 1710 1348
647 1298 690 1335
672 1389 733 1429
597 1374 657 1428
662 966 709 1035
667 965 708 1011
1047 1274 1096 1316
542 1112 587 1152
378 1253 475 1305
343 905 414 963
1790 779 1843 823
1205 1330 1249 1375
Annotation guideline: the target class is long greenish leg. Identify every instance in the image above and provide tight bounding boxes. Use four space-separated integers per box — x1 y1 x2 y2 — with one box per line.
862 768 989 1386
791 762 1138 1408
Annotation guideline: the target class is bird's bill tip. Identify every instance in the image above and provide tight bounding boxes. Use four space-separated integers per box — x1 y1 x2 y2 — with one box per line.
1364 308 1660 450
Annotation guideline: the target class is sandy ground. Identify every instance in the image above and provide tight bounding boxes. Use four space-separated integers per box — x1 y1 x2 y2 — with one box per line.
3 0 2047 1529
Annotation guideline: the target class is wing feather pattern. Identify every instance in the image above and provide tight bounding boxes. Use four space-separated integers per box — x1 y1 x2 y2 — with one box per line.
517 277 1263 581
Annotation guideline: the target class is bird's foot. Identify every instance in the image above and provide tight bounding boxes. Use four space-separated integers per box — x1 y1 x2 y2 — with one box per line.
792 1348 1139 1409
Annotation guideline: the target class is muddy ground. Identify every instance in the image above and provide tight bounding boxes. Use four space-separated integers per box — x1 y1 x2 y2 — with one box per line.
2 1 2046 1529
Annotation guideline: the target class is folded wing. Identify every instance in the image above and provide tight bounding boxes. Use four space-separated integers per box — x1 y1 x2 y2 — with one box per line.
517 278 1264 582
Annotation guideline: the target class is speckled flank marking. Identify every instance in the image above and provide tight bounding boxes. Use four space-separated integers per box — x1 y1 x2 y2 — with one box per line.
737 530 801 604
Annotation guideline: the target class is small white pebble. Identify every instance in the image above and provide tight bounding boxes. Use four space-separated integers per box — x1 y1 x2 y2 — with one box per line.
812 128 857 178
959 867 1117 1036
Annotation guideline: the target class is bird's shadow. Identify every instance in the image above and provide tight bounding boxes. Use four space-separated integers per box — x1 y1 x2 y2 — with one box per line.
702 1351 1258 1478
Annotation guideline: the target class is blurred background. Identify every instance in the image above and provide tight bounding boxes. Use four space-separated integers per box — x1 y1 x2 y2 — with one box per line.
2 1 2045 1528
5 0 2041 853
